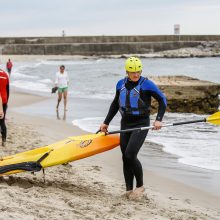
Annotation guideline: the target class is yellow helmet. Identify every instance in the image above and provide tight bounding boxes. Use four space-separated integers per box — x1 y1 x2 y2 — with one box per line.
125 56 142 72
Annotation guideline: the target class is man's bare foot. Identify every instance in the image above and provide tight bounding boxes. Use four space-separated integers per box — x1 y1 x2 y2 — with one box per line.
128 186 145 200
2 140 6 147
122 190 133 198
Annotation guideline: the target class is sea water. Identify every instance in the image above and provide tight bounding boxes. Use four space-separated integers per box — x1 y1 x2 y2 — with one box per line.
1 57 220 188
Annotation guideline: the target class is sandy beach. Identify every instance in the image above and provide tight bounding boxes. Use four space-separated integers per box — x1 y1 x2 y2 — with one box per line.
1 0 220 217
0 89 219 220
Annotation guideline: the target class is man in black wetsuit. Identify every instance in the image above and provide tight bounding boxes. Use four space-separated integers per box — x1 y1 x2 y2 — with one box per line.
100 57 167 199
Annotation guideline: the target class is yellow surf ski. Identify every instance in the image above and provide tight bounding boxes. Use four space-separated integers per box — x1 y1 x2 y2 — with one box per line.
0 133 120 176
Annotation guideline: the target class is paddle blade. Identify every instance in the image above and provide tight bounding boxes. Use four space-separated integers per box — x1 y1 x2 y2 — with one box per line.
68 133 105 141
207 111 220 125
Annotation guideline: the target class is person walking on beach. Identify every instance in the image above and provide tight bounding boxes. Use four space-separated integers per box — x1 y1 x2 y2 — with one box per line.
6 59 13 76
0 69 10 147
99 57 167 199
55 65 69 111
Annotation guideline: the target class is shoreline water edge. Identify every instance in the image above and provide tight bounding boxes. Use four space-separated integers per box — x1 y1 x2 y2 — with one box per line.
0 55 220 219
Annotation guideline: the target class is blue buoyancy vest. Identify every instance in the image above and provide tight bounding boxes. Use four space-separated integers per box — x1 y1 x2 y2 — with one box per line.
119 77 149 116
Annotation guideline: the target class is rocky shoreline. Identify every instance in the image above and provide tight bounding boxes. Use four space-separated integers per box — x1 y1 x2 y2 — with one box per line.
110 41 220 59
146 41 220 58
150 75 220 114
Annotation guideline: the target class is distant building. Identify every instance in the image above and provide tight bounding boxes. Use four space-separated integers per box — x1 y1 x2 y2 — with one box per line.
62 30 66 37
174 24 180 35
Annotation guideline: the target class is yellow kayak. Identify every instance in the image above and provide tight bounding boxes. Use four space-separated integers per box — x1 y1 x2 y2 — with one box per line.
0 133 120 176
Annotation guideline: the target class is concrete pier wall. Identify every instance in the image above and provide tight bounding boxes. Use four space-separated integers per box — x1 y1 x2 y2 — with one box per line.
1 41 201 55
0 35 220 55
1 35 220 44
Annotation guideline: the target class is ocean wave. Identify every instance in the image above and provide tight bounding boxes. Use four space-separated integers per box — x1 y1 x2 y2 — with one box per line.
39 78 53 84
145 131 220 171
72 117 119 133
39 60 95 66
179 157 220 171
67 87 115 100
11 80 50 93
12 71 39 79
70 92 114 100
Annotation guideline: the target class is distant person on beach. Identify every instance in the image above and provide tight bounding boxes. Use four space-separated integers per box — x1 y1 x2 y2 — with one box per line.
6 59 13 76
55 65 69 111
100 57 167 199
0 69 10 147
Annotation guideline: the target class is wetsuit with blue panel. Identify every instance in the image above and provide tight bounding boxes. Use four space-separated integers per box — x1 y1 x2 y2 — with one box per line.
104 76 167 191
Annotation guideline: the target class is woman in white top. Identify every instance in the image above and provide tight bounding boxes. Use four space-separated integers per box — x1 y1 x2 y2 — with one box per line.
55 65 69 111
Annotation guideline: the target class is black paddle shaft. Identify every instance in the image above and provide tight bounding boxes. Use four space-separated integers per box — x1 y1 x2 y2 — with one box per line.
107 118 206 135
108 127 142 134
173 118 206 126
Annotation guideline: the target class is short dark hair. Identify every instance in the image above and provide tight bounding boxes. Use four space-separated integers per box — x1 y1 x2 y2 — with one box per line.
60 65 65 69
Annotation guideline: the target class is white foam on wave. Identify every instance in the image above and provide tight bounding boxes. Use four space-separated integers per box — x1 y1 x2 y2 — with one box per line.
72 117 119 133
11 80 50 93
69 87 115 100
12 71 39 80
39 78 53 84
70 92 114 100
147 120 220 171
162 138 220 170
13 62 42 71
40 60 95 66
72 117 103 133
179 157 220 171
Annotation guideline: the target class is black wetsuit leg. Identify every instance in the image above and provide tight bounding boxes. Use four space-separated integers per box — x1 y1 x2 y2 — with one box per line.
120 118 149 191
0 104 7 141
120 131 134 190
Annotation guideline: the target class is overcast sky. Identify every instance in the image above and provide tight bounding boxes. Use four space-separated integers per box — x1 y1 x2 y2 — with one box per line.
0 0 220 37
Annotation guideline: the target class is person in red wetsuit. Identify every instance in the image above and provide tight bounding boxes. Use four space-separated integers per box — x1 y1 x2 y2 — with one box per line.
6 59 13 75
0 69 10 146
0 96 4 119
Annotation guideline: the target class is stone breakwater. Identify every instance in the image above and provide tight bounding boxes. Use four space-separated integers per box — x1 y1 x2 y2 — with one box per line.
151 41 220 58
1 35 220 57
150 76 220 114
